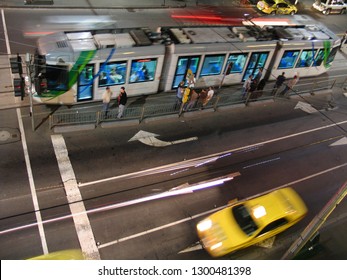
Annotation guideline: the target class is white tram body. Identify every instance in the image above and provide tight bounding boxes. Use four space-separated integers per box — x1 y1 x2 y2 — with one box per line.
33 15 340 105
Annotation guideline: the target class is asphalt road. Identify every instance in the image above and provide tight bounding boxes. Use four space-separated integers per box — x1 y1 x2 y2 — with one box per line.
1 88 347 259
0 0 347 260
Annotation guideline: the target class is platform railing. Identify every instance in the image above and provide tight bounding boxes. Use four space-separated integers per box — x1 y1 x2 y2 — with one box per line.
49 77 347 130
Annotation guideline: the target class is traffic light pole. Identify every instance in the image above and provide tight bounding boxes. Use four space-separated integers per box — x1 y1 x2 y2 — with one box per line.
25 53 35 132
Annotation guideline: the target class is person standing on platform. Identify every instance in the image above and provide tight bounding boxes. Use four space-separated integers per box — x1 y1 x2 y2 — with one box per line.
279 74 299 97
175 81 184 110
272 72 286 95
254 67 263 88
242 74 252 99
102 86 113 117
204 86 215 106
185 89 199 111
117 86 127 118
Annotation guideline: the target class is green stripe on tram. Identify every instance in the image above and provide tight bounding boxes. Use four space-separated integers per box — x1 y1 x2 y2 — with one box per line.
39 50 97 98
323 40 331 68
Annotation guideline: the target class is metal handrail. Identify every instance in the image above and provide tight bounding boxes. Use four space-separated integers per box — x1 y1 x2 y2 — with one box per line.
49 77 346 130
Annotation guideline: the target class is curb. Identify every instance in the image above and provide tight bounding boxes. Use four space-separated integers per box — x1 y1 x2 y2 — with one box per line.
53 123 96 133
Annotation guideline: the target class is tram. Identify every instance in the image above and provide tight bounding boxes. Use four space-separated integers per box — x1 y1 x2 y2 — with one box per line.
32 15 341 105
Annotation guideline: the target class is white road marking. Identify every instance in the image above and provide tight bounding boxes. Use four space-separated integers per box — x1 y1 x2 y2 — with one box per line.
178 242 203 254
98 204 227 249
79 119 347 188
51 134 100 260
16 109 48 254
129 130 198 147
330 137 347 146
295 101 318 114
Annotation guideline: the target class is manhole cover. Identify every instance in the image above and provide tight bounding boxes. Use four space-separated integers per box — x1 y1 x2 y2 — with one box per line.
0 130 11 141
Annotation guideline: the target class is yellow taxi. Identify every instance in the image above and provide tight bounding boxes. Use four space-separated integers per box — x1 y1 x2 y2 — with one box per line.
256 0 298 15
28 249 84 260
196 187 307 257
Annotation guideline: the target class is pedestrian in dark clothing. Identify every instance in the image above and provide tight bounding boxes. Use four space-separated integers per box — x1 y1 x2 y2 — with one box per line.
254 67 263 86
249 78 258 99
117 86 127 118
272 72 286 95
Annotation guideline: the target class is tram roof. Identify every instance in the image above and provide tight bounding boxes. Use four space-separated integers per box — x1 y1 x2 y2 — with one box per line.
37 15 338 57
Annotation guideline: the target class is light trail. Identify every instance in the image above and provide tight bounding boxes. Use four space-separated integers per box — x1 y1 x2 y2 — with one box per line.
0 174 239 236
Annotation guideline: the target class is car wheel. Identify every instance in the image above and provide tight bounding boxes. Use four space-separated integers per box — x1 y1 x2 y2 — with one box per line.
271 11 276 15
324 9 331 15
290 11 296 15
341 8 346 15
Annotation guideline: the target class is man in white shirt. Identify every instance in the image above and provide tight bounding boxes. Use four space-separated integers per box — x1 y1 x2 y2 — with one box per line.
102 86 113 116
203 86 215 107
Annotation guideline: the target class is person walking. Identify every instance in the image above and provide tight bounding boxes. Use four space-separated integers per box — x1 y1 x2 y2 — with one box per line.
102 86 113 117
279 74 299 97
117 86 127 118
272 72 286 95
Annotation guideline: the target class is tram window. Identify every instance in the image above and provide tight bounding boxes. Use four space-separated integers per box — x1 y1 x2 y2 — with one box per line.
172 56 200 88
226 53 248 73
129 58 157 83
313 49 324 66
278 50 300 69
46 65 68 91
200 54 225 76
98 61 126 87
78 65 94 101
296 50 316 68
242 52 268 81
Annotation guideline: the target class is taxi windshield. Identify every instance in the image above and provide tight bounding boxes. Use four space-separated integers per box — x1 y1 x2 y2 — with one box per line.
232 204 258 236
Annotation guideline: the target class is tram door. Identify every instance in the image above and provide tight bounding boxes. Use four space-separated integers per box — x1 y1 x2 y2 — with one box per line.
77 64 94 102
172 56 200 89
242 52 269 81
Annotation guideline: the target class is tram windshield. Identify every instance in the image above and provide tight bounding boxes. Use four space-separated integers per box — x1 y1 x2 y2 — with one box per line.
46 65 68 91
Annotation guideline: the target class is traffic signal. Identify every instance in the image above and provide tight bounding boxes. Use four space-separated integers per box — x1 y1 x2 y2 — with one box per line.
9 55 23 75
34 53 46 76
34 77 47 95
13 78 25 100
